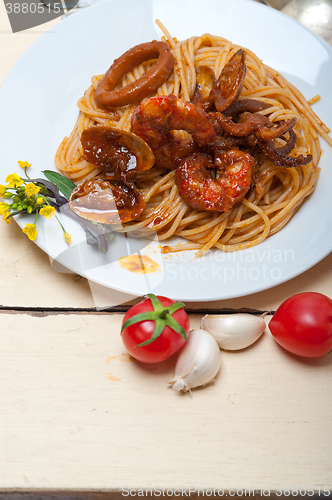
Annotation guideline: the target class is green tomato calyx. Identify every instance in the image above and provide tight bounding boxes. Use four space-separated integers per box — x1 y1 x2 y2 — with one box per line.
121 293 188 348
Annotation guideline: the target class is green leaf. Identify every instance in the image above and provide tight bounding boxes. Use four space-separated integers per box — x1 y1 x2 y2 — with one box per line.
121 311 158 332
136 318 165 347
146 293 163 312
166 315 189 342
168 301 186 315
43 170 76 200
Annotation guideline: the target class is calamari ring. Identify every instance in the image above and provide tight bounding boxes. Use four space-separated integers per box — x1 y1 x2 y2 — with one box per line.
95 41 174 107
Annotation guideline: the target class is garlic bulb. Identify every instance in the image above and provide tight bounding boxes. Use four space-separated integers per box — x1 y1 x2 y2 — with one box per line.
201 313 266 350
169 329 221 393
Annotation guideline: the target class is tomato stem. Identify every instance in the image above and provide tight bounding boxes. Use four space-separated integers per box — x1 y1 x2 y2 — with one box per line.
121 293 188 347
159 309 170 319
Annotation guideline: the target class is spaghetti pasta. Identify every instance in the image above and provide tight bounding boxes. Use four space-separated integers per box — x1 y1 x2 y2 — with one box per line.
55 21 331 257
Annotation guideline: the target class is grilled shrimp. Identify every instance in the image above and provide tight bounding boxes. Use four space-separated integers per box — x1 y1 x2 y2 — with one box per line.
176 149 254 212
131 94 216 169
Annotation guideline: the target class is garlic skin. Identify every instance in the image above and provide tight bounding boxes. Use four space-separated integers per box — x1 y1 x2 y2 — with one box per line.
201 313 265 351
169 329 221 393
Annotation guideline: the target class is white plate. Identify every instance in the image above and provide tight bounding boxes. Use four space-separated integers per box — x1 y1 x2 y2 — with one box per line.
1 0 332 302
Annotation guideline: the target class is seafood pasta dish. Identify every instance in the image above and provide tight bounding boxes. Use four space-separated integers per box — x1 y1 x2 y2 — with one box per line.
55 21 331 258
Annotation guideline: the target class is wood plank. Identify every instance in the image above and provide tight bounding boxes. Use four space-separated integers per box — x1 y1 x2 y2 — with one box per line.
1 312 331 492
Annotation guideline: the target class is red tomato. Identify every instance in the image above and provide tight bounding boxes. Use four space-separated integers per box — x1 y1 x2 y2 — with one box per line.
269 292 332 358
121 294 189 364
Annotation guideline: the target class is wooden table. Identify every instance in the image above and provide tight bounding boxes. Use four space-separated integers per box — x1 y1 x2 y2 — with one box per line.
1 2 332 497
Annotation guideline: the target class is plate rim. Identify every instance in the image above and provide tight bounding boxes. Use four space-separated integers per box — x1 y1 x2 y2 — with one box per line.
1 0 332 302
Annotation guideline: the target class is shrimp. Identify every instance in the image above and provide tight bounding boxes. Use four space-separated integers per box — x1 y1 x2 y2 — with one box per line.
176 149 255 212
131 94 216 169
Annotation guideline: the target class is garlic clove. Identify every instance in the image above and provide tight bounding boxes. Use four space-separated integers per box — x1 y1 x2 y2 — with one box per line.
169 329 221 393
201 313 266 351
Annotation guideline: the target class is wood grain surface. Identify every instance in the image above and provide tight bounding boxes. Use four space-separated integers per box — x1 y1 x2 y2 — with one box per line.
1 313 332 493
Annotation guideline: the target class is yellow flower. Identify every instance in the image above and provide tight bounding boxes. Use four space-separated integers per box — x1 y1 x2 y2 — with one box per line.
39 205 56 220
22 223 38 241
0 202 10 215
0 184 7 197
36 197 44 205
3 212 12 224
18 161 31 169
6 173 23 188
63 232 72 244
25 182 41 198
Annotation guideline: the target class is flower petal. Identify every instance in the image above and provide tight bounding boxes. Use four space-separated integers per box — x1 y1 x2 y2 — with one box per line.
6 173 23 188
23 223 38 241
25 182 41 198
63 232 72 244
18 161 31 169
39 205 56 220
0 202 10 215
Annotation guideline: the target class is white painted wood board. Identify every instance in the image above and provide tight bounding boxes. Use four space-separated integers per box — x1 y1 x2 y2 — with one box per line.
1 313 331 491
